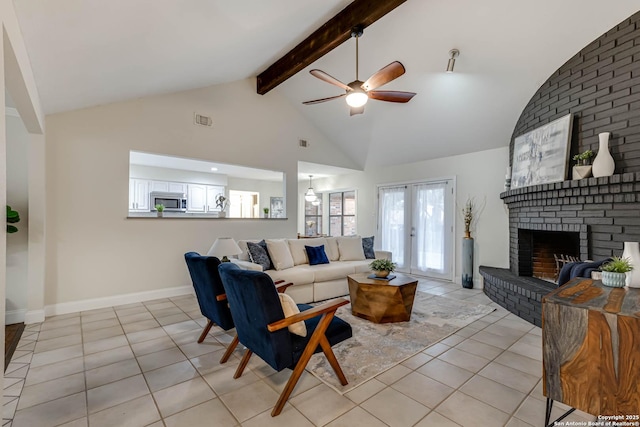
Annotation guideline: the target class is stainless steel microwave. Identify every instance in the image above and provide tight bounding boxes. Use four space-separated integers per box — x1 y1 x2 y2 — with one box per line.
150 192 187 212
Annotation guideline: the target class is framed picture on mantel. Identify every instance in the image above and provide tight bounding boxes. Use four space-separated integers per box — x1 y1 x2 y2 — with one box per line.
511 114 573 189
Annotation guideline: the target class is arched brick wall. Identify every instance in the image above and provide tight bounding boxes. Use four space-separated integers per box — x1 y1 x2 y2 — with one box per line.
510 11 640 173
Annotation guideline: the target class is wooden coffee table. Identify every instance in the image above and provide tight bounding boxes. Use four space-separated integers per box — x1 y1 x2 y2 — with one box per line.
347 273 418 323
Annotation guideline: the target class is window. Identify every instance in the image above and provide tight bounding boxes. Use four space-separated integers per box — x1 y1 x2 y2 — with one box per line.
304 197 322 236
329 191 356 236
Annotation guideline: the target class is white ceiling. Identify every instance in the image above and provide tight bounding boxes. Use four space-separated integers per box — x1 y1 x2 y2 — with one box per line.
13 0 640 169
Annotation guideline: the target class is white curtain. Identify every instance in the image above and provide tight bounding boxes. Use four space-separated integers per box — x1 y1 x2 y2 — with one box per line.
413 183 446 272
378 186 406 267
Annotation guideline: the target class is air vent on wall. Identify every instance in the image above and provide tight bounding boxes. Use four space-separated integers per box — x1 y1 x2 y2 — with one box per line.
299 139 309 148
194 113 213 127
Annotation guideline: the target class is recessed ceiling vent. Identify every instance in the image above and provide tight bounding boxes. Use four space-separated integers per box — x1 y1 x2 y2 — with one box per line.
299 139 309 148
194 113 212 127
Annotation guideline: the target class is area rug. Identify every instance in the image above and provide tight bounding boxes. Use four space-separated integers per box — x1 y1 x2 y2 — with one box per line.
306 292 495 393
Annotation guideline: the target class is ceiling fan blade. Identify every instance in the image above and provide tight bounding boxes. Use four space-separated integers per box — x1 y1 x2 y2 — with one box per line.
368 90 416 103
310 69 351 91
362 61 406 91
350 106 364 116
302 94 346 105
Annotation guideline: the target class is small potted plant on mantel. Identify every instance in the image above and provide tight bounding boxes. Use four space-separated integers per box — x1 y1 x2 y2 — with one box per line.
600 256 633 288
572 150 595 180
154 204 165 218
263 207 269 218
369 259 397 279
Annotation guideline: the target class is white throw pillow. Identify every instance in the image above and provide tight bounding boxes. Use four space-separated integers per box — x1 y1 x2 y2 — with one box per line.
266 239 295 271
324 237 340 261
278 293 307 337
337 236 366 261
287 238 328 265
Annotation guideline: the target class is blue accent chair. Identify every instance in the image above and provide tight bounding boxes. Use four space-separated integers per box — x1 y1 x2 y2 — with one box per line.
218 262 352 416
184 252 239 363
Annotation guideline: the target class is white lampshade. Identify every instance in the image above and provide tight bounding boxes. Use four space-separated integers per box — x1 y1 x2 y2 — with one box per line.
207 237 242 262
346 91 368 108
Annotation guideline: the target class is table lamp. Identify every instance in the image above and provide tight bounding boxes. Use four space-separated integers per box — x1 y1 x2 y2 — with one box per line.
207 237 242 262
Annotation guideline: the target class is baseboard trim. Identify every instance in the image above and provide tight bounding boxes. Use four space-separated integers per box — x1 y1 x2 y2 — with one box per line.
24 310 45 325
43 285 194 318
6 309 27 325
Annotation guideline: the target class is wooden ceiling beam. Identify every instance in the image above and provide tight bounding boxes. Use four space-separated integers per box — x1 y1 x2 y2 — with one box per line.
256 0 407 95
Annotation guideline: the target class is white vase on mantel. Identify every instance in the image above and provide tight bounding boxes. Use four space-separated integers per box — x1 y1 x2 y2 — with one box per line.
592 132 615 177
622 241 640 288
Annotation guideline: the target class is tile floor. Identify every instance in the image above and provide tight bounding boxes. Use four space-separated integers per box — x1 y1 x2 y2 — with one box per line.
3 278 596 427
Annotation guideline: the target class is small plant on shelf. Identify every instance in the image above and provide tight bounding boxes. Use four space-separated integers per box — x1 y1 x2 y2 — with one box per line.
369 259 396 278
572 150 594 166
263 207 269 218
6 205 20 233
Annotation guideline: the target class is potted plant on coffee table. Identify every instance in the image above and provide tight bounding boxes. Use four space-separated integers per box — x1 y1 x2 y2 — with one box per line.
600 256 633 288
369 259 396 279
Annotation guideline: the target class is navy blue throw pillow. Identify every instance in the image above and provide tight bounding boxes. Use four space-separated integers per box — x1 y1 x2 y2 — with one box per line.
362 236 375 259
305 245 330 266
247 240 274 270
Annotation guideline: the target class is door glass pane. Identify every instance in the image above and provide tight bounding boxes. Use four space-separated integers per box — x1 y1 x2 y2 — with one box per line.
378 186 406 268
414 184 445 272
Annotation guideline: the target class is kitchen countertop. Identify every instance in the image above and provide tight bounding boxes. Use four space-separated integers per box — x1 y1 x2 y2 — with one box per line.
127 212 286 219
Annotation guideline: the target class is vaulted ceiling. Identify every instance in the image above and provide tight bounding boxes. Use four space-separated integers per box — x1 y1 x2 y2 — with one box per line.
13 0 640 169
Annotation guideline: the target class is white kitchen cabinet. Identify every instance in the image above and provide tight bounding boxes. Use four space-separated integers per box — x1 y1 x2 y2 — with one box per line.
169 182 187 194
150 181 169 192
149 181 187 194
129 179 150 211
206 186 225 212
187 184 207 212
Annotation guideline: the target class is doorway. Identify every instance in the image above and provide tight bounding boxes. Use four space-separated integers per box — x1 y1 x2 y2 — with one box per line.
378 179 454 280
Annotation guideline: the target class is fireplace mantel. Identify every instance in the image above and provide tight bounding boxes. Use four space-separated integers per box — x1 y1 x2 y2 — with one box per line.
500 172 640 206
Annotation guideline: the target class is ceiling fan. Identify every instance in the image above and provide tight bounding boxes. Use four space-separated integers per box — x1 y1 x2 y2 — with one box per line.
302 25 416 116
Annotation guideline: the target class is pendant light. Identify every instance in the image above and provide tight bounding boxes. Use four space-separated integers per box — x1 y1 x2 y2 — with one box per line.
304 175 317 202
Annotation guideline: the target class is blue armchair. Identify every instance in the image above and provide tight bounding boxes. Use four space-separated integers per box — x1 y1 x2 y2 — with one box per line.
184 252 238 363
218 262 352 416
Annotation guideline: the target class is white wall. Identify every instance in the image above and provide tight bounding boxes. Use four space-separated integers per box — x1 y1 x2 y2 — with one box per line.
6 112 28 322
309 147 511 286
130 164 229 186
44 78 359 307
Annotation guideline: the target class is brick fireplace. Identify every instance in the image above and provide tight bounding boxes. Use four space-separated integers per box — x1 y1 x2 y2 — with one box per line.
480 11 640 326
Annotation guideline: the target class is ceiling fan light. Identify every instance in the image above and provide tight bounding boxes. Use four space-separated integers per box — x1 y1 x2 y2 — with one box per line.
346 91 368 108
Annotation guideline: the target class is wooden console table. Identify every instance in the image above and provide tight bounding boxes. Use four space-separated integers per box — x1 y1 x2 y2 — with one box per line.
542 278 640 423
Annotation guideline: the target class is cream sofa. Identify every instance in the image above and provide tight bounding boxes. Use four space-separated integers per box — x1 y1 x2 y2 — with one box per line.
230 237 392 303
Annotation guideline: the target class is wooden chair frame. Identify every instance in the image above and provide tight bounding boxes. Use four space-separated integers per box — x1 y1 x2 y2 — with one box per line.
212 280 294 365
233 297 349 417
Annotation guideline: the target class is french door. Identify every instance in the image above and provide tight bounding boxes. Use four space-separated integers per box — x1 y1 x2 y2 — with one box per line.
378 180 454 280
